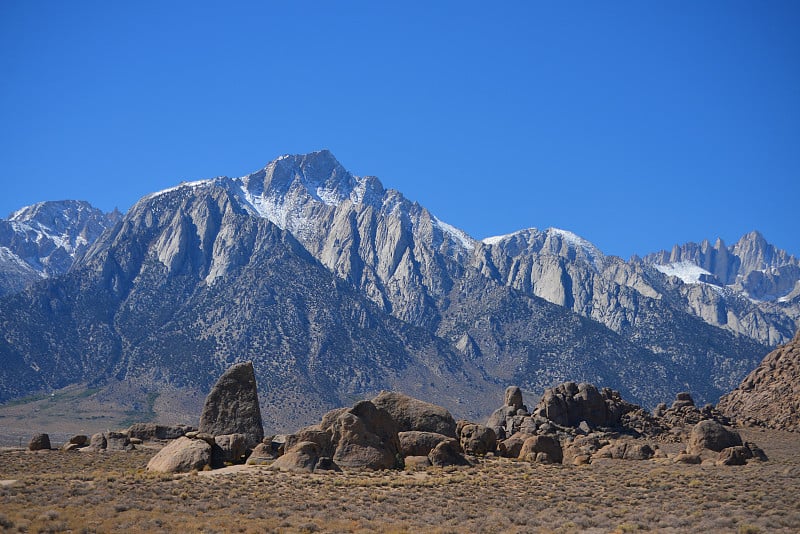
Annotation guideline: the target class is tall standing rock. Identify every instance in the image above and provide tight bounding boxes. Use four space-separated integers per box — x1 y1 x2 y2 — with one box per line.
199 361 264 448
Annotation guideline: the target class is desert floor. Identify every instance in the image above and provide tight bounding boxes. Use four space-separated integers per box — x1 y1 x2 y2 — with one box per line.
0 428 798 533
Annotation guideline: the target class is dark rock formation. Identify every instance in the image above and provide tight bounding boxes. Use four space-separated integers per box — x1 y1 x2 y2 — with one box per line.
199 361 264 449
28 433 50 451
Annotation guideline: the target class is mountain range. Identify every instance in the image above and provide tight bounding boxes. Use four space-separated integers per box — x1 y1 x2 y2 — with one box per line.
0 150 797 432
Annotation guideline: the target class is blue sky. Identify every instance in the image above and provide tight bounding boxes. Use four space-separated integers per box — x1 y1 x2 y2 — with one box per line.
1 1 798 258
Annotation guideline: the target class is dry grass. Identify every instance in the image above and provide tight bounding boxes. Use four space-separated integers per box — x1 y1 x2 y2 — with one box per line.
0 428 797 533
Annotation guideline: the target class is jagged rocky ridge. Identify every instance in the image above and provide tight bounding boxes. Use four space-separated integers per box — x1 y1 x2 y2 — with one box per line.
0 151 795 428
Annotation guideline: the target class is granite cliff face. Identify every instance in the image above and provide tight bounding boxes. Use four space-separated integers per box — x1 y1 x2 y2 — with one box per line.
0 151 792 427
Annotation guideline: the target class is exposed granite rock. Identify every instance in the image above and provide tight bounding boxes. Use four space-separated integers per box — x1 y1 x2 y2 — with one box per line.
199 361 264 449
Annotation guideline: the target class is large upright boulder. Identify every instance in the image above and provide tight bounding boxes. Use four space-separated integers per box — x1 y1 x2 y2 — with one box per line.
199 361 264 448
371 391 457 438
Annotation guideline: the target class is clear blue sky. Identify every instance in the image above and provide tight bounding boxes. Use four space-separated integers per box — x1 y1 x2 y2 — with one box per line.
1 1 798 259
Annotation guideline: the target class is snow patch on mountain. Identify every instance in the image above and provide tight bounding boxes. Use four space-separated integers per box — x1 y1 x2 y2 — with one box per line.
146 179 216 201
434 218 475 251
654 261 715 285
548 228 604 270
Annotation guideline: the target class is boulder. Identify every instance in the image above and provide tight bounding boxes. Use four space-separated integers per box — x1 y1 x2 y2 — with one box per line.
127 423 195 441
246 442 279 465
28 433 51 451
146 436 211 473
270 441 323 473
212 433 247 467
199 361 264 449
534 382 614 428
595 440 655 461
284 426 334 458
67 435 88 447
672 392 695 409
105 431 134 451
324 401 401 470
459 424 496 456
498 433 527 458
371 391 457 438
717 446 750 466
687 420 743 454
87 432 106 451
519 435 562 464
428 438 470 467
398 431 450 457
504 386 524 411
673 452 702 464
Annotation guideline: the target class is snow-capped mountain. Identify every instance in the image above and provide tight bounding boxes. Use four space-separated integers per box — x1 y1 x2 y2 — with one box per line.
0 151 792 429
0 200 121 295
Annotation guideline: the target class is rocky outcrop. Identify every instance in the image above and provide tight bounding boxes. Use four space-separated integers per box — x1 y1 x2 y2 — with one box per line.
212 433 248 467
127 423 196 441
398 431 450 457
458 423 496 456
371 391 458 438
519 435 562 464
533 382 639 429
718 329 800 432
146 436 212 473
198 361 264 449
428 438 469 467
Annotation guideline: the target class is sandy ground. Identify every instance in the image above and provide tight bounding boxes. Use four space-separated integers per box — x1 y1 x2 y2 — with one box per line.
0 427 797 533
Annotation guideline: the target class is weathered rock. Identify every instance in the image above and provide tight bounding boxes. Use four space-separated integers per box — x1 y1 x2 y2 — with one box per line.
717 446 750 466
673 452 702 464
246 442 279 465
28 433 51 451
199 361 264 449
185 431 216 445
428 438 470 467
146 436 211 473
498 433 527 458
533 382 638 428
270 441 322 473
504 386 524 411
67 435 88 447
596 440 655 461
87 432 106 451
687 420 743 454
325 401 401 470
745 442 768 461
398 431 450 457
212 433 248 467
105 431 134 451
459 424 496 456
519 435 562 464
718 329 800 432
127 423 195 441
284 426 335 458
371 391 457 438
672 392 695 409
